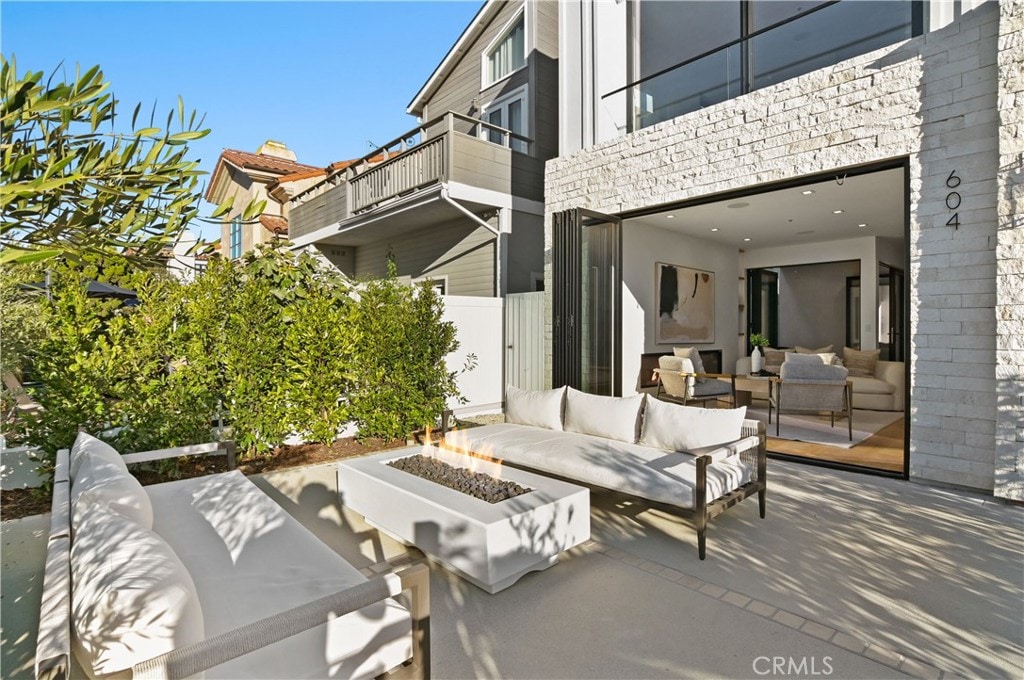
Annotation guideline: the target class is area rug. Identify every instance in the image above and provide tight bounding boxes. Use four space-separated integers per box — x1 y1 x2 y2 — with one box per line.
744 406 902 449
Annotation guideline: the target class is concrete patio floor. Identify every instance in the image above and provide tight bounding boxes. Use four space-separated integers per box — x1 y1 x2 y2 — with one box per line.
3 458 1021 679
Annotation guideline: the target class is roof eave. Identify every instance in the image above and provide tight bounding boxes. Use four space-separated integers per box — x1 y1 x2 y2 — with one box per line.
406 0 497 116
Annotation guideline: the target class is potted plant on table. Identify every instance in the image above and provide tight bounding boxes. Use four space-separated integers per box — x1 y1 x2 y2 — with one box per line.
749 333 769 373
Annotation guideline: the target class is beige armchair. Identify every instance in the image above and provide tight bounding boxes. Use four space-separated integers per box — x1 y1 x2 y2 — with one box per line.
769 360 853 440
653 355 736 408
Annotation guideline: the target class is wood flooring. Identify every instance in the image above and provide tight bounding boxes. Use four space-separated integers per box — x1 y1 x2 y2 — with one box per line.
767 417 905 473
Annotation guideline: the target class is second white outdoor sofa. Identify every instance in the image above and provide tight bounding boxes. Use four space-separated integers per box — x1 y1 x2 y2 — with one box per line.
443 386 766 560
36 433 429 680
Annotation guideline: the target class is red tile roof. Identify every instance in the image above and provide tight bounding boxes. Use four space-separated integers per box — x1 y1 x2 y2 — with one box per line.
219 149 320 176
259 214 289 235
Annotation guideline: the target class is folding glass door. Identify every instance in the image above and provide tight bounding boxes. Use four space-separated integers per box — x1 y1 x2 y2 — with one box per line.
552 209 622 396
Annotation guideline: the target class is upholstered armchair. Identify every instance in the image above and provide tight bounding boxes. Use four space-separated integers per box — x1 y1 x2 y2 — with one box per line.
653 355 737 408
769 359 853 440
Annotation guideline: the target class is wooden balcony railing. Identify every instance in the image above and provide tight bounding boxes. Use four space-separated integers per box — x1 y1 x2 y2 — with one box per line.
289 112 531 238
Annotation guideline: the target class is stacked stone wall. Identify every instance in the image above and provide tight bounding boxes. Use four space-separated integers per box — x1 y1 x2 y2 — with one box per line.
544 3 1014 493
995 0 1024 501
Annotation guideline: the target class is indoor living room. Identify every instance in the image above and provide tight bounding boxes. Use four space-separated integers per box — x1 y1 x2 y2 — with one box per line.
622 164 908 476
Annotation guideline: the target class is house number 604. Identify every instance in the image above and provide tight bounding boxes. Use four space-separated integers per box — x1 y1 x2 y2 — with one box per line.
946 170 961 229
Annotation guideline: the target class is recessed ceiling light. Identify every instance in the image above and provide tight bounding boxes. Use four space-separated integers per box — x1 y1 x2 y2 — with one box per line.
665 214 675 219
858 223 867 227
801 190 815 195
795 230 816 235
743 238 751 242
710 228 719 232
728 202 750 209
833 209 844 214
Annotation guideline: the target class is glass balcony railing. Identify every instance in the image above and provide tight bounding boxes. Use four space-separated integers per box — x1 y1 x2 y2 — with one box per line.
603 0 920 133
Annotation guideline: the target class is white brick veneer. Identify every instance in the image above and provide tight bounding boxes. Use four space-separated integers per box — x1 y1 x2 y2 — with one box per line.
995 0 1024 501
544 2 1022 495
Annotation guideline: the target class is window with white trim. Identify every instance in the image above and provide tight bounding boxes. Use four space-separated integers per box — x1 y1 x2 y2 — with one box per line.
484 11 525 87
481 87 529 154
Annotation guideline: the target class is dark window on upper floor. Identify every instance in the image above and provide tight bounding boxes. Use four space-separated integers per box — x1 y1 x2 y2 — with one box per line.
230 217 242 259
622 0 922 131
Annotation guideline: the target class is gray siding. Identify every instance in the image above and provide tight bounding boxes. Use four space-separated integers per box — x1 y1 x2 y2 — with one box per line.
354 219 497 297
421 0 559 192
290 184 347 240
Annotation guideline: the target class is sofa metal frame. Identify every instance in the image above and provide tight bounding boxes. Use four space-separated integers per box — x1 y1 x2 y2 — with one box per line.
35 440 430 680
441 412 767 561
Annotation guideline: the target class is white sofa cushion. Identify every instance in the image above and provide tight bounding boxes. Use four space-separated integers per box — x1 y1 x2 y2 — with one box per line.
147 471 413 679
71 504 204 678
72 473 154 530
641 399 747 452
69 432 127 482
445 424 755 509
71 440 153 530
564 388 644 443
506 385 565 430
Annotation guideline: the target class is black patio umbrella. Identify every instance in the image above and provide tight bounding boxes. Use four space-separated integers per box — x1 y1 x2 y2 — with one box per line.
20 279 138 300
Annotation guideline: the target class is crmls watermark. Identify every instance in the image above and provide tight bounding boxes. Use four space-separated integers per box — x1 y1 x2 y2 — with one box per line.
752 656 834 676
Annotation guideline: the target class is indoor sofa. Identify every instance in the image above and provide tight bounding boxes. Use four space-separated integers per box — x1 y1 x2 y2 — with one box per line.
36 433 429 680
736 355 904 411
442 387 766 560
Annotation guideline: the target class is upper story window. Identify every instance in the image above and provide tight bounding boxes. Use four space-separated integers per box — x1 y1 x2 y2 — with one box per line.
616 0 921 132
229 217 242 259
484 11 526 87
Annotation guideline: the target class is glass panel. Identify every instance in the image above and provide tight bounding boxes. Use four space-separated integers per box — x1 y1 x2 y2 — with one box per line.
507 99 526 153
751 0 829 32
488 16 525 83
638 0 740 78
487 109 503 145
636 44 742 129
580 219 617 396
750 0 914 90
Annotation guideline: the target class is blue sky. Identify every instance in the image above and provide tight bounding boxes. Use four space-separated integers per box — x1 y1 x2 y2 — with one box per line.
2 0 483 241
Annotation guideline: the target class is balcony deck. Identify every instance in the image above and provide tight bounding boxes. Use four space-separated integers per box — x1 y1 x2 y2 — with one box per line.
3 449 1021 679
289 112 537 245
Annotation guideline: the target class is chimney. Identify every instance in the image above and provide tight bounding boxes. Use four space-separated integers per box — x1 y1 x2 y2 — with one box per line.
255 140 296 161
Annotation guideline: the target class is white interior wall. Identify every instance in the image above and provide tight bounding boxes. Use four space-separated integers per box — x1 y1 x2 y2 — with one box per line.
622 222 739 395
741 237 880 352
777 261 861 351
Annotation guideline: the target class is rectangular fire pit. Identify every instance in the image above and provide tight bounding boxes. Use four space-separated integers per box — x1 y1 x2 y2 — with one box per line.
337 446 590 594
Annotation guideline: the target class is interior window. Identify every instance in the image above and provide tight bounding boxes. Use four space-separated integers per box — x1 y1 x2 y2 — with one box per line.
486 14 525 85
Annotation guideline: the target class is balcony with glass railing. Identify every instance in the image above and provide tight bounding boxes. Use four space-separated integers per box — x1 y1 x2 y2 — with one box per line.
289 112 533 242
602 0 921 135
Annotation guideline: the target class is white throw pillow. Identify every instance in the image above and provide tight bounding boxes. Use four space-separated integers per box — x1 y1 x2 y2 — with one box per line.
673 347 706 382
505 385 565 430
73 475 154 530
640 398 747 452
564 388 645 443
69 432 127 481
71 505 204 678
71 446 138 507
784 351 831 366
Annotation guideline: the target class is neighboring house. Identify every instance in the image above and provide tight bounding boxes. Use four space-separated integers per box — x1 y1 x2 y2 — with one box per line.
205 141 324 260
287 0 558 297
544 0 1022 499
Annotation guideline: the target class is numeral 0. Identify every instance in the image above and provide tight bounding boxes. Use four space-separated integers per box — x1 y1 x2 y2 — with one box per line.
946 170 961 229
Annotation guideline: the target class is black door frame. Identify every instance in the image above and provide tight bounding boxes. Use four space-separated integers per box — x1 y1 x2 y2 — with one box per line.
552 208 623 396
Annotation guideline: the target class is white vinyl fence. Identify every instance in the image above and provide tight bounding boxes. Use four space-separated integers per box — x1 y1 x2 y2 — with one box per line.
441 295 503 416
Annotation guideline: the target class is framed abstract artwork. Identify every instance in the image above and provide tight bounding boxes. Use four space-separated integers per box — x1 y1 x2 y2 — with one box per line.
656 262 715 344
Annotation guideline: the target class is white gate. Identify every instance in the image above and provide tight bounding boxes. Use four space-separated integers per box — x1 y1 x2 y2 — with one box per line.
505 292 545 391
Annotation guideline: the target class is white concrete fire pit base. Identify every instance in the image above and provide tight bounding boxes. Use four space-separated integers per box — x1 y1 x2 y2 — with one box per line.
337 446 590 594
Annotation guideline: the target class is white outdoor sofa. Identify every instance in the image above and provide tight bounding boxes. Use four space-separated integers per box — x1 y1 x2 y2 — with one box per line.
35 432 429 680
442 387 766 560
